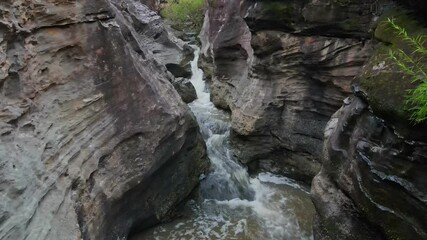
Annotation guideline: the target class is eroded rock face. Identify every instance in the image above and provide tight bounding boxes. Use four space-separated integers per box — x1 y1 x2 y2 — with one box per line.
139 0 160 11
312 94 427 239
242 0 385 38
200 0 380 181
311 9 427 239
0 0 208 239
172 78 197 103
118 1 196 102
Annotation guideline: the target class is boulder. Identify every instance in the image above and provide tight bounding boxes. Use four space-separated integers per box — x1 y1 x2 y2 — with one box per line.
166 63 192 79
358 9 427 139
312 94 427 239
172 78 197 103
0 0 208 239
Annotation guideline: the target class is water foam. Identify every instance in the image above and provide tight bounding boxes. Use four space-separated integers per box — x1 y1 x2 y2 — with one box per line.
134 46 314 240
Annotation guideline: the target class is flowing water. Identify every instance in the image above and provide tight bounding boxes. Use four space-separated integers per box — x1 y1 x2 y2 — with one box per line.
134 47 314 240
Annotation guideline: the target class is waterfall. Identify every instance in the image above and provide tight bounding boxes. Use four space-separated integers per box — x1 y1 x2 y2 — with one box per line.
133 46 314 240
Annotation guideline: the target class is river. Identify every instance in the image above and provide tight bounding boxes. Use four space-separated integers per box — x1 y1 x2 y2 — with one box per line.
133 47 314 240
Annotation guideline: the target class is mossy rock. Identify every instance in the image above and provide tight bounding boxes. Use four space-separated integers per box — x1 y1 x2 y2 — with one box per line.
359 45 416 123
359 9 427 137
341 17 364 32
374 9 426 50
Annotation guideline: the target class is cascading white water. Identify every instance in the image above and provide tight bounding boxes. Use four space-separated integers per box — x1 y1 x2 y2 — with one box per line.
134 47 314 240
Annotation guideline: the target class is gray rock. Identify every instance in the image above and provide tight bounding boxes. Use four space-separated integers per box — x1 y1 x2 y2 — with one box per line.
118 0 195 95
0 0 208 239
172 78 197 103
200 1 427 239
312 95 427 239
311 8 427 239
139 0 161 11
200 0 378 182
166 63 192 79
241 0 386 38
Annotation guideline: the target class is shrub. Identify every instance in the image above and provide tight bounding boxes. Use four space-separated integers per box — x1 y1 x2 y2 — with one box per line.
387 18 427 123
161 0 205 32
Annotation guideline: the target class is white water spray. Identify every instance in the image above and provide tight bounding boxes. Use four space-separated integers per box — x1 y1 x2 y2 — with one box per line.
135 46 314 240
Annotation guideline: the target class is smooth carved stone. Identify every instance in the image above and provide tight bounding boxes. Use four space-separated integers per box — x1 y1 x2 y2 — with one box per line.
199 1 427 240
0 0 208 239
312 95 427 239
166 63 192 79
200 0 375 182
172 78 197 103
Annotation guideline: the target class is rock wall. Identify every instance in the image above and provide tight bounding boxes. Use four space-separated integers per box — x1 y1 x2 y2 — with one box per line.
0 0 208 239
311 9 427 240
200 0 383 181
139 0 161 11
119 0 197 103
312 93 427 240
201 1 427 239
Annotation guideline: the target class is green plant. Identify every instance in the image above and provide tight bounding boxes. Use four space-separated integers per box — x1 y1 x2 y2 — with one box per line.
161 0 205 32
387 18 427 123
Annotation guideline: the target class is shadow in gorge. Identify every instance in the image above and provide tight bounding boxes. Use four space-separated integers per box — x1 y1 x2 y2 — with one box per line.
131 46 315 240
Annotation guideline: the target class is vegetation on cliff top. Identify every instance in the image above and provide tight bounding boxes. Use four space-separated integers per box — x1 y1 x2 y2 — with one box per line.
160 0 205 33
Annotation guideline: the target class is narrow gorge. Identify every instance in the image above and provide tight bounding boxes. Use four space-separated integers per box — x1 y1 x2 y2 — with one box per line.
0 0 426 240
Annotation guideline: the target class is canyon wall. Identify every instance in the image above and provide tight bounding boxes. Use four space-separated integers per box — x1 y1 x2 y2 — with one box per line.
201 0 426 239
311 9 427 240
312 94 427 240
200 0 383 182
0 0 208 239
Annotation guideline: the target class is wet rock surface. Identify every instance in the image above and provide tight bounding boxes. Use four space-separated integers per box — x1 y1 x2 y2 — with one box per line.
312 94 427 240
0 0 208 239
311 9 427 239
201 1 427 239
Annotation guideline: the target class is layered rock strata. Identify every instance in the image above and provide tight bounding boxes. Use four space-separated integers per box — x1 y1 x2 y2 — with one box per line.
311 10 427 239
0 0 207 239
200 0 382 181
120 1 196 102
312 93 427 240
